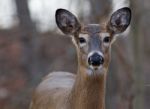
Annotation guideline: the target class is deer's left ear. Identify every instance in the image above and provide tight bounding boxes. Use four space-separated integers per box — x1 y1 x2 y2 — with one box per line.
108 7 131 34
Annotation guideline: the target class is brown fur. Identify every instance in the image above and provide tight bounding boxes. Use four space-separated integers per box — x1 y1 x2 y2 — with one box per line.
30 25 109 109
30 8 131 109
30 69 107 109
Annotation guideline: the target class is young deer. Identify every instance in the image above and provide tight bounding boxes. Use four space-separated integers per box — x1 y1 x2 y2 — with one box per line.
30 7 131 109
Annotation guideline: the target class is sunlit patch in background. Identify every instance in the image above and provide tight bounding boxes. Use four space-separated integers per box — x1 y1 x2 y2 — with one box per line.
0 0 90 32
28 0 90 32
0 0 17 29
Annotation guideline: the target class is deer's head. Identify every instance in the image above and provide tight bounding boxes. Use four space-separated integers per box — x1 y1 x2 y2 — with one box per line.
55 7 131 75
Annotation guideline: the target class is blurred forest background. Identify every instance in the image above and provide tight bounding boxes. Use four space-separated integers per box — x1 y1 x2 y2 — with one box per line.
0 0 149 109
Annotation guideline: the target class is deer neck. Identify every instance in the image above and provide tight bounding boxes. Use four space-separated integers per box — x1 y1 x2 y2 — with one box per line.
69 62 107 109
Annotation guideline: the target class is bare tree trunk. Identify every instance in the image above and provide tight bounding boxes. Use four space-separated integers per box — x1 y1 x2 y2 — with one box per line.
114 42 135 109
130 0 146 109
15 0 41 85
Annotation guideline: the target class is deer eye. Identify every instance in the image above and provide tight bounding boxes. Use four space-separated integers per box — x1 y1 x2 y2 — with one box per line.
103 36 110 43
79 37 87 47
79 37 86 43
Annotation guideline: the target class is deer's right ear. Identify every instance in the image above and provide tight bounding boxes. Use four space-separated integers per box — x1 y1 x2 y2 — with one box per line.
55 9 81 35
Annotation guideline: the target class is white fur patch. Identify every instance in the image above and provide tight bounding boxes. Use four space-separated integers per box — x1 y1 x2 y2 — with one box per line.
79 34 89 47
86 66 107 76
100 32 111 46
88 51 104 59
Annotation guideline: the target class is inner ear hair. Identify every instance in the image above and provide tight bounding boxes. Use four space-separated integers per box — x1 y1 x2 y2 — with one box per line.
108 7 131 34
55 9 81 35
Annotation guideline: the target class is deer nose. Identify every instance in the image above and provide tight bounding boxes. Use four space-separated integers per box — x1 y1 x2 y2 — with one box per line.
88 52 104 67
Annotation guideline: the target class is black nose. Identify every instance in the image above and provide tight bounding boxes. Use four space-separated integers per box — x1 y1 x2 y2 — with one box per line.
88 53 104 66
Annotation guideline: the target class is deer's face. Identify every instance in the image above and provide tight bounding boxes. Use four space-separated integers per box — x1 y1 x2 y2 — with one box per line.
55 8 131 74
76 24 111 72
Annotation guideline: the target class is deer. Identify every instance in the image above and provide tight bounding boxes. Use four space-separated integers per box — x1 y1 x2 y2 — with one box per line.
29 7 131 109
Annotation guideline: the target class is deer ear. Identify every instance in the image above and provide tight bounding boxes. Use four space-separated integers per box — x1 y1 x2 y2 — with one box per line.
55 9 81 35
108 7 131 34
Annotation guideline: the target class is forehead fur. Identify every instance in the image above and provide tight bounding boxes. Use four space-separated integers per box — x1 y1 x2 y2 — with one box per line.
81 24 107 34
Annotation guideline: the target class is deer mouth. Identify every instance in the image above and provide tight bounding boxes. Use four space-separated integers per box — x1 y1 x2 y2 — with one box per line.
86 65 106 76
89 65 103 71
